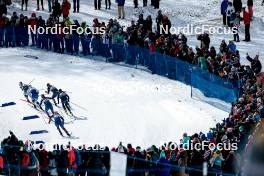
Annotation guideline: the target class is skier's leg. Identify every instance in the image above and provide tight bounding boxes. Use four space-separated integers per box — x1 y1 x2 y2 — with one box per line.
62 102 67 113
45 108 52 123
61 125 71 136
65 102 73 115
56 126 63 136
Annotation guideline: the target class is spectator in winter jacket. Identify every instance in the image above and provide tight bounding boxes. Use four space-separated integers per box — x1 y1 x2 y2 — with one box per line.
226 1 235 27
52 0 61 19
157 151 170 176
156 9 163 32
117 0 125 19
233 0 242 13
210 150 225 171
227 40 236 52
48 152 58 176
233 12 240 42
247 0 253 19
145 15 152 32
246 53 262 74
197 33 210 49
221 0 228 25
198 55 208 70
242 7 251 42
0 153 3 175
28 13 37 46
0 14 6 47
36 147 49 176
20 151 30 175
80 22 91 56
0 1 7 17
61 0 71 18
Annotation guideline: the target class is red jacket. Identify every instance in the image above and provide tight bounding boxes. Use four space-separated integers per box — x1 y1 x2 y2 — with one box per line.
149 43 155 54
39 150 49 168
61 1 71 17
68 148 76 167
0 17 5 28
0 155 4 169
28 17 37 28
21 152 30 167
243 11 250 25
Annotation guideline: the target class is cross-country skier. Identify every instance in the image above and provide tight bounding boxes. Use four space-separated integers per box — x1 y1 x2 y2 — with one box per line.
39 94 54 123
52 111 71 137
27 86 39 108
46 83 59 106
19 82 30 102
58 89 73 115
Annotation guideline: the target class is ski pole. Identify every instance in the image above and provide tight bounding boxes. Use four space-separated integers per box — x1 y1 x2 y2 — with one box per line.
28 78 35 85
70 102 89 112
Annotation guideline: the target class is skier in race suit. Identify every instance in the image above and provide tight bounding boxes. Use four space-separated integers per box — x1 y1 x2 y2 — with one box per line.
52 111 71 137
46 83 59 106
19 82 30 102
27 86 39 108
39 94 54 123
19 82 39 108
58 89 73 115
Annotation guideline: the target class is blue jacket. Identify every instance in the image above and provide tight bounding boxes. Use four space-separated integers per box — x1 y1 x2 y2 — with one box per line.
116 0 125 6
228 43 236 52
221 0 228 15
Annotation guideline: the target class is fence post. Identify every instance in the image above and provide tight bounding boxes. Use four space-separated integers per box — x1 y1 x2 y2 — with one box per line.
203 162 208 176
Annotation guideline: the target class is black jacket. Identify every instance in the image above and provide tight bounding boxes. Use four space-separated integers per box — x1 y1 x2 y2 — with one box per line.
247 55 262 74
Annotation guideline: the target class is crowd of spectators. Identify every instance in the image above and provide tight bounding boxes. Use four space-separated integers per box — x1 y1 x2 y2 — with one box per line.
0 8 262 80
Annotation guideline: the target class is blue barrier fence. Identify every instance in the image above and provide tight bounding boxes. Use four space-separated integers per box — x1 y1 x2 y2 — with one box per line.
100 44 239 103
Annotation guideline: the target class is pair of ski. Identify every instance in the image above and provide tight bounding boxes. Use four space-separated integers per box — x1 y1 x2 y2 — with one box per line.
51 102 88 121
20 99 75 124
20 99 80 139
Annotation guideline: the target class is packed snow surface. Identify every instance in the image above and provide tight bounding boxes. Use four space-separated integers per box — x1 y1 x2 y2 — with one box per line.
0 48 228 148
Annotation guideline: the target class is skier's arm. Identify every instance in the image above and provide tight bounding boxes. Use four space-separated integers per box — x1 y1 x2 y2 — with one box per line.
66 94 70 102
47 86 50 94
246 54 253 62
57 94 60 104
39 99 43 110
60 116 65 123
